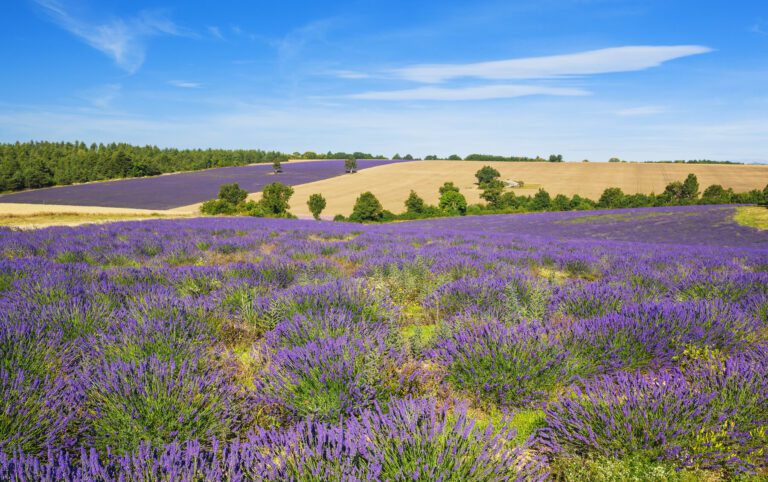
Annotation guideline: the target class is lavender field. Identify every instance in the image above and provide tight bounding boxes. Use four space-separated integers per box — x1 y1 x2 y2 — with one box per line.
1 205 767 480
0 160 400 210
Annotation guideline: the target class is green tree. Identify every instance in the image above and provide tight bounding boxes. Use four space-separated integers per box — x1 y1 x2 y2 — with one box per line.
218 183 248 205
530 189 552 211
424 155 438 160
344 158 358 173
405 190 426 214
681 173 700 200
701 184 732 204
403 154 414 160
272 159 282 173
448 154 462 160
439 182 460 196
260 182 294 216
548 154 563 163
439 190 467 215
608 157 622 163
350 191 384 222
598 187 626 208
479 179 505 209
475 165 501 188
392 153 402 160
552 193 571 211
307 193 326 220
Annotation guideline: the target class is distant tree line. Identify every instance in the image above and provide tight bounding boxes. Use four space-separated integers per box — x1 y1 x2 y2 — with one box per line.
289 151 388 160
0 141 290 193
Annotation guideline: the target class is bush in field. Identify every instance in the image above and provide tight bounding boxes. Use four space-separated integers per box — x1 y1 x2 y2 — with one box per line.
200 198 239 215
597 187 626 208
404 190 426 214
475 165 501 188
259 182 294 217
201 183 248 215
307 193 326 220
344 158 358 172
218 183 249 205
254 335 400 421
530 189 552 211
350 191 384 222
82 357 255 454
432 321 568 406
0 370 75 456
439 190 467 215
362 398 548 481
439 181 460 195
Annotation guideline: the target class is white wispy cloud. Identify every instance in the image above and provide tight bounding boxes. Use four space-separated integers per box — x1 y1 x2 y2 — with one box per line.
207 26 224 40
387 45 713 83
34 0 185 73
616 105 666 117
82 83 122 108
168 80 202 89
348 84 589 101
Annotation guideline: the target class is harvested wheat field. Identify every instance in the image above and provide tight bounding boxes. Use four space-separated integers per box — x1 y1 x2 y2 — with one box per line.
0 203 183 228
281 161 768 217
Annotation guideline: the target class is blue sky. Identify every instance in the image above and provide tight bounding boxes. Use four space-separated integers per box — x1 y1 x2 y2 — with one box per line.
1 0 767 162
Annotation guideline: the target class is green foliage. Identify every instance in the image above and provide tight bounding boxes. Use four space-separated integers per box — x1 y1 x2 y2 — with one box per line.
307 193 327 220
598 187 627 208
439 181 460 196
447 154 462 160
218 183 248 205
405 190 426 214
548 154 564 162
530 189 552 211
344 158 358 172
350 192 384 222
439 190 468 215
475 165 501 187
259 182 294 217
608 157 622 163
333 214 347 222
200 199 238 215
480 180 505 209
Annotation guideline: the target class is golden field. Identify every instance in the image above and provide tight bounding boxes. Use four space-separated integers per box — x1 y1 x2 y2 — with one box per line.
282 161 768 218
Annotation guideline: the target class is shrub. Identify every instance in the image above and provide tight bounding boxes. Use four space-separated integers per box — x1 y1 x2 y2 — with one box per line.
307 193 326 220
541 370 715 464
0 369 75 456
439 190 468 215
475 165 501 187
259 182 294 217
218 183 248 205
344 158 358 172
254 335 400 421
439 181 460 195
200 198 238 215
350 191 384 222
83 357 255 454
404 190 426 214
432 321 568 406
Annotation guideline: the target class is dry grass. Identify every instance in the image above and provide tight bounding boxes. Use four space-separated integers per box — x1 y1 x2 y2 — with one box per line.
0 212 186 229
280 161 768 218
0 203 186 228
734 206 768 230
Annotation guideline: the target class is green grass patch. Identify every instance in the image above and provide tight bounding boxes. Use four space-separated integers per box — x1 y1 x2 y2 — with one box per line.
734 206 768 230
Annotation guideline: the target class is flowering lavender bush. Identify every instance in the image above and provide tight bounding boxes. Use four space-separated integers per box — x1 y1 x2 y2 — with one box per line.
431 321 569 406
81 356 255 454
254 335 402 422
